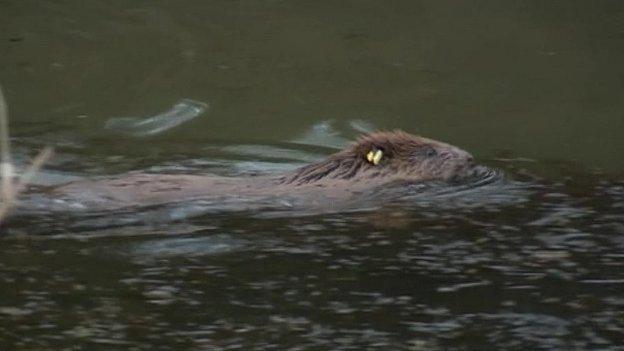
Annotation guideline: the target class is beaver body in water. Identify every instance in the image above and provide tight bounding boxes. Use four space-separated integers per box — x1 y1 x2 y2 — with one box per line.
23 130 484 215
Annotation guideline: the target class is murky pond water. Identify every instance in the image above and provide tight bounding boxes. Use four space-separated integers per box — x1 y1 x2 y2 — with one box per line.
1 1 624 350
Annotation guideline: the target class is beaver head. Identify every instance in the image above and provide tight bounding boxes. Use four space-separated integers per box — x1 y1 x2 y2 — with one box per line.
280 130 477 186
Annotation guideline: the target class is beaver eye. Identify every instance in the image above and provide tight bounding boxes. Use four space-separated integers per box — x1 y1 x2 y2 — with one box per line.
366 148 384 165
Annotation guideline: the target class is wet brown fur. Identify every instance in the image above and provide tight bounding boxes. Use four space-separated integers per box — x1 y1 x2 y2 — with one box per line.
280 130 474 186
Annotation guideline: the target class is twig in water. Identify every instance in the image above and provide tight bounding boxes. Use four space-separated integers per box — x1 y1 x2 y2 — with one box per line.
0 84 12 205
0 85 54 224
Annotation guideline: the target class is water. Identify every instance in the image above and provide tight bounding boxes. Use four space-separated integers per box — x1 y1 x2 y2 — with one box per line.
1 1 624 349
105 99 209 137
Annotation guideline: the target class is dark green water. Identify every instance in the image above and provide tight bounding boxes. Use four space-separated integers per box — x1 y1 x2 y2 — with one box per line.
1 1 624 350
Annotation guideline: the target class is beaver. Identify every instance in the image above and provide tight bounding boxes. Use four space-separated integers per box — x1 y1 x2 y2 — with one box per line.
28 130 480 214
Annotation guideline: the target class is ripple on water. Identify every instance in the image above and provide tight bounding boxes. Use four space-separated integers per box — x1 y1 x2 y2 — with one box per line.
130 234 249 260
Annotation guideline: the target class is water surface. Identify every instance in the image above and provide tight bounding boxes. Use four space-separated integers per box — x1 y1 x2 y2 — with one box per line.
1 1 623 349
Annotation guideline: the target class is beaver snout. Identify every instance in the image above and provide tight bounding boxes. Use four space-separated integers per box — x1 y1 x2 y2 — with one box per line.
439 147 479 183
